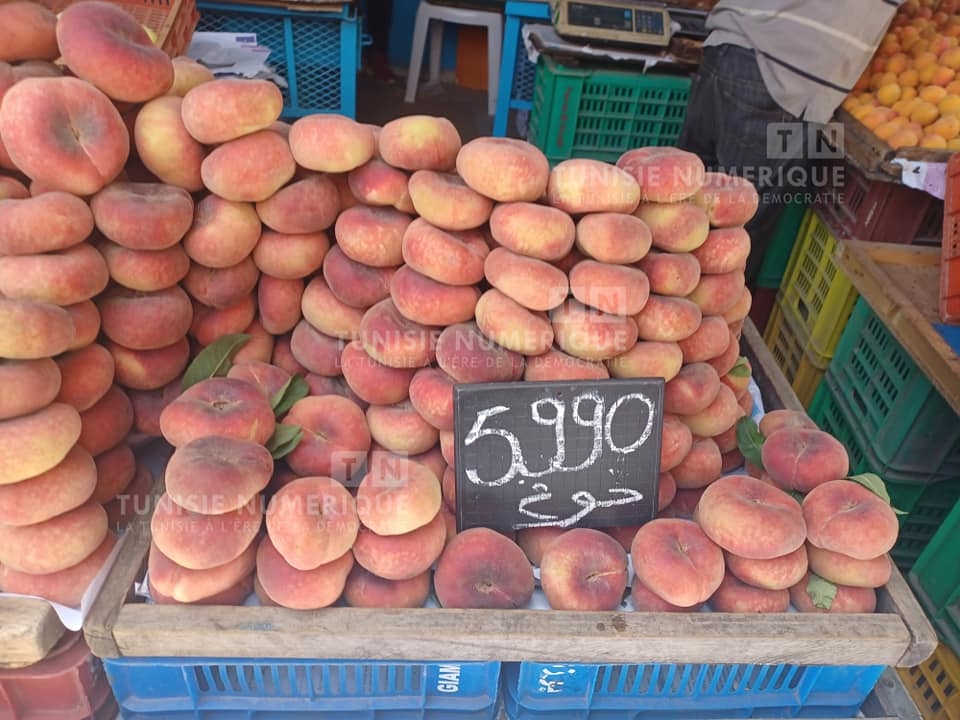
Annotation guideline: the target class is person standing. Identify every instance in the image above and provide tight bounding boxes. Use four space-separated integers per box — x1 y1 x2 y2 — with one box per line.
678 1 904 285
364 0 398 83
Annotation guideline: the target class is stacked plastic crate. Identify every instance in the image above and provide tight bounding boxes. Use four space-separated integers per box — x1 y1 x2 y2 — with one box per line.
807 296 960 575
762 205 859 408
493 0 551 138
902 495 960 720
103 658 502 719
0 633 117 720
764 160 944 409
499 661 886 719
195 1 363 119
893 153 960 720
748 199 807 335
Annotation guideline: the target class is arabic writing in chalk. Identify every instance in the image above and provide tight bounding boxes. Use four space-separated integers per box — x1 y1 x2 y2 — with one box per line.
515 484 645 529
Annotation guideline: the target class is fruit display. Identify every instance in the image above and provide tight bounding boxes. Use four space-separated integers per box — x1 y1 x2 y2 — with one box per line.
0 0 903 618
843 0 960 150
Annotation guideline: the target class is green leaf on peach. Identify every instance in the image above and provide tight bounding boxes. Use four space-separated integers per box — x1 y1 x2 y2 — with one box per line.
181 333 251 391
736 415 765 469
267 423 303 459
728 357 752 378
847 473 907 514
270 375 310 418
807 572 838 610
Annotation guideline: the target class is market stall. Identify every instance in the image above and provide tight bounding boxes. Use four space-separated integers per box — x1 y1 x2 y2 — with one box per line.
0 0 956 718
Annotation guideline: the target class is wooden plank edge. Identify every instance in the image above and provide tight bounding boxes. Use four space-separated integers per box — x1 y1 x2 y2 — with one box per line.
893 146 955 165
741 316 805 413
837 240 960 415
860 667 923 720
82 468 161 659
0 597 66 668
110 603 912 665
834 109 898 180
876 563 938 667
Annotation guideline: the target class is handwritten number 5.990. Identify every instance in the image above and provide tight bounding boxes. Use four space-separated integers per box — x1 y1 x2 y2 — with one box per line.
463 392 655 487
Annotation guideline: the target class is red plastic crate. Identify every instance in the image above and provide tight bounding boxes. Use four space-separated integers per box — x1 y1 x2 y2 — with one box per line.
748 286 777 335
816 159 943 245
0 632 116 720
943 152 960 324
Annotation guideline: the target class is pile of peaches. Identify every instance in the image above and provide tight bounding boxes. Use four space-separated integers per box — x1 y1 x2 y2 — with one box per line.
0 0 899 614
843 0 960 150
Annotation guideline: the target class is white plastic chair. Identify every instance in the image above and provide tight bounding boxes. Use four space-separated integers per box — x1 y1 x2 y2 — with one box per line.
404 0 503 115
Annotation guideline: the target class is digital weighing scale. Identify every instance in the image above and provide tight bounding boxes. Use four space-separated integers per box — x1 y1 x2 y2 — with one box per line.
549 0 711 48
550 0 674 49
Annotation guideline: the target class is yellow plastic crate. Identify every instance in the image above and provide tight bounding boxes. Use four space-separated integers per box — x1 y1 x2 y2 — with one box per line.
898 643 960 720
762 297 826 408
778 207 859 360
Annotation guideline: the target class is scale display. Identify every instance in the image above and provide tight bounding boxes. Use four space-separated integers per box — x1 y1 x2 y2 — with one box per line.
551 0 672 48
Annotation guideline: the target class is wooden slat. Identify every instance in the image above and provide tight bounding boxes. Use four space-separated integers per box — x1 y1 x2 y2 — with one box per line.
0 598 66 668
741 317 804 413
83 509 152 659
893 146 954 165
876 562 938 668
836 240 960 415
109 602 911 665
835 109 898 181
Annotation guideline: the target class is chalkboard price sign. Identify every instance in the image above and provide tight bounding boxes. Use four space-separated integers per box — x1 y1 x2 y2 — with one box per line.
453 379 665 533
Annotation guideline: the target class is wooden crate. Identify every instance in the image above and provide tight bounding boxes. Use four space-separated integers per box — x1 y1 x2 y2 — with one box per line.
82 319 938 668
835 107 954 181
836 240 960 416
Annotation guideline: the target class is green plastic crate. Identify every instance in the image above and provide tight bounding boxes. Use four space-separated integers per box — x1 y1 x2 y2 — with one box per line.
892 477 960 575
909 498 960 658
826 297 960 482
757 200 809 289
807 379 867 475
528 55 691 164
808 378 960 574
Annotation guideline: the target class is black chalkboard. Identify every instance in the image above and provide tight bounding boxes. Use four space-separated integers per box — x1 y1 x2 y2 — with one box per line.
453 379 665 533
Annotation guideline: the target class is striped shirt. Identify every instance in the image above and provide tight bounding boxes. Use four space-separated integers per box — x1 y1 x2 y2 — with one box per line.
704 0 904 124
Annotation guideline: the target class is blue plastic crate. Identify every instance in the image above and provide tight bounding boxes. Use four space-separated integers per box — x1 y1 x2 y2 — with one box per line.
492 0 551 137
196 1 362 118
502 662 885 719
104 657 501 719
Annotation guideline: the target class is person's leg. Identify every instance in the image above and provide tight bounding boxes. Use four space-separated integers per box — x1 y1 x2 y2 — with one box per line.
677 46 722 171
364 0 397 82
709 45 807 286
